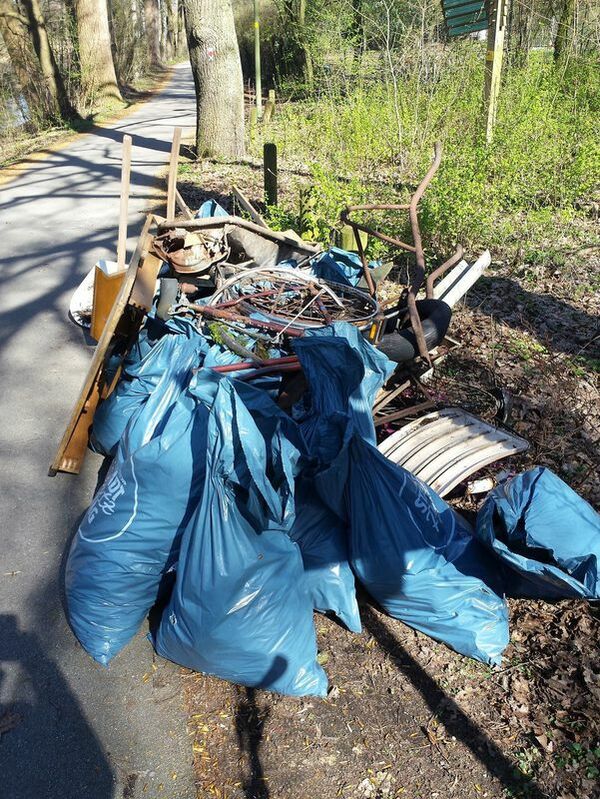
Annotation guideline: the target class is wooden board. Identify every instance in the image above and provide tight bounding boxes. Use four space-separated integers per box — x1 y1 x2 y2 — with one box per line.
49 215 156 476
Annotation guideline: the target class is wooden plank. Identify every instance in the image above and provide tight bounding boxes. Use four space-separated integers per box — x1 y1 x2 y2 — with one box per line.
49 215 155 476
129 251 163 309
117 135 132 270
166 127 182 220
231 183 269 228
175 188 193 220
158 215 321 255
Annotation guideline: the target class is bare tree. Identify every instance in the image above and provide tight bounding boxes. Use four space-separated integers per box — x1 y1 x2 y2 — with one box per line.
75 0 122 103
144 0 161 66
0 0 53 121
182 0 245 158
0 0 76 121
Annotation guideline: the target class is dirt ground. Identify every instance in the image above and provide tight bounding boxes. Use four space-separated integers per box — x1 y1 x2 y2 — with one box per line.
177 160 600 799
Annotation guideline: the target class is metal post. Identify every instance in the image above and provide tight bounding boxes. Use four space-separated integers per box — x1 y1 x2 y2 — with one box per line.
254 0 262 118
484 0 508 143
264 142 278 206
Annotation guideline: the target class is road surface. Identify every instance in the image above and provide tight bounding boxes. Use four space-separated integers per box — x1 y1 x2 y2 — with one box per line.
0 63 197 799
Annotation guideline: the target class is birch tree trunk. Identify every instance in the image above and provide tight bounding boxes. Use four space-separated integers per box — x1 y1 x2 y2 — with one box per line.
75 0 122 103
182 0 245 158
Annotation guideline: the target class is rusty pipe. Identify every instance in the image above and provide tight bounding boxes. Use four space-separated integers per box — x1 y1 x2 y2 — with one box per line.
425 245 464 299
340 142 443 361
408 142 443 359
188 304 306 337
212 356 299 373
340 206 416 254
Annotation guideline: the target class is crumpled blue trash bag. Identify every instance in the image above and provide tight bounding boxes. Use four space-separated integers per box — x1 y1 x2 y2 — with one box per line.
293 322 395 456
154 375 328 697
91 317 207 457
476 467 600 600
290 475 361 632
292 326 508 665
311 247 380 288
317 432 509 665
66 342 211 666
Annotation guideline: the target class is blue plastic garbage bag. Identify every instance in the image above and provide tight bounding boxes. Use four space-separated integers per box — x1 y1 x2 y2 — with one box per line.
154 375 328 697
293 322 395 455
290 475 361 632
317 430 509 666
66 341 211 666
195 199 229 218
91 317 206 457
476 467 600 600
311 247 380 288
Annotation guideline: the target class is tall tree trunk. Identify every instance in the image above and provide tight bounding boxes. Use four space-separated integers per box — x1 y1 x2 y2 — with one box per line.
144 0 161 66
182 0 245 158
165 0 178 60
297 0 313 88
554 0 575 61
75 0 122 103
21 0 78 118
0 0 60 123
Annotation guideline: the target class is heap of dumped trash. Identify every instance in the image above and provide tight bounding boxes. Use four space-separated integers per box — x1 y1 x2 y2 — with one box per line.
56 146 599 696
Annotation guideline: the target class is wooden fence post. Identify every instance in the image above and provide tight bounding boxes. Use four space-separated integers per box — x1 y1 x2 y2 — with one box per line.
484 0 509 143
264 142 278 206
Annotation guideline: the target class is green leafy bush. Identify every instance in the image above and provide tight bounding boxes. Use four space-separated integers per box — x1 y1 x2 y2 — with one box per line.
250 48 600 260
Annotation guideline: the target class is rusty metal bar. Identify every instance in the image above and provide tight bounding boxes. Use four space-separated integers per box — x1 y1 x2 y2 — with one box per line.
425 245 464 299
407 141 443 359
340 205 416 254
340 143 443 361
212 355 299 373
374 400 436 427
187 304 305 337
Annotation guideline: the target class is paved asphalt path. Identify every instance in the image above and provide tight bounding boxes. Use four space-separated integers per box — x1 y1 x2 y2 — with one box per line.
0 64 197 799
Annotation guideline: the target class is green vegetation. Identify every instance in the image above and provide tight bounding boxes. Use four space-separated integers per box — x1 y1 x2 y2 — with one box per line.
248 42 600 263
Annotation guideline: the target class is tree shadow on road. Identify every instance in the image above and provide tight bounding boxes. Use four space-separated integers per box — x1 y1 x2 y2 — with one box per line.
0 613 113 799
361 603 551 799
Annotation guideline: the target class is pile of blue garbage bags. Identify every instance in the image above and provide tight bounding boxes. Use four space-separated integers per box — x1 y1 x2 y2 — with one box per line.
66 319 600 697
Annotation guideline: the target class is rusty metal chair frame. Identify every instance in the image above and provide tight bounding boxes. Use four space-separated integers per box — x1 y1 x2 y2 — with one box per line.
341 142 463 362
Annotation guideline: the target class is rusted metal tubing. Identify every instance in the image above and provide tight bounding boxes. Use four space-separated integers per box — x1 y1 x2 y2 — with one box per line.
157 215 321 255
408 142 443 359
340 207 416 254
374 400 436 427
187 304 306 337
339 142 443 359
346 203 411 212
425 245 464 299
238 363 302 381
212 356 299 374
214 288 297 309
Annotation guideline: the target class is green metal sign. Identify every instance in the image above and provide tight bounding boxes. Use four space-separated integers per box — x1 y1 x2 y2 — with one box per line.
443 0 488 36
